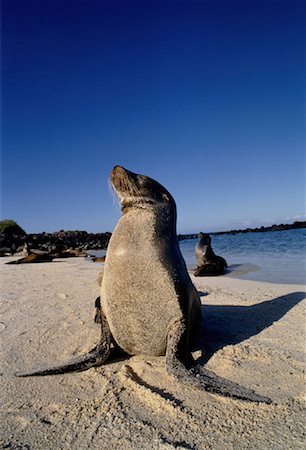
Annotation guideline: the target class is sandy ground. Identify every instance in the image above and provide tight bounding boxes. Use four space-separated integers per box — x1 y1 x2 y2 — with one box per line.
0 256 305 449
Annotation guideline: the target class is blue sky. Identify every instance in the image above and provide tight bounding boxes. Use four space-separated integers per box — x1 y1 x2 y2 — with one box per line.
1 0 305 234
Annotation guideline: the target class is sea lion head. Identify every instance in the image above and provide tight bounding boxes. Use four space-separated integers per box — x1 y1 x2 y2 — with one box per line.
111 166 176 215
198 232 211 247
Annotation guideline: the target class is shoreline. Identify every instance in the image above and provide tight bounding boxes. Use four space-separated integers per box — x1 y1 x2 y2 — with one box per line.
1 221 305 257
178 220 306 240
87 248 306 286
1 257 305 449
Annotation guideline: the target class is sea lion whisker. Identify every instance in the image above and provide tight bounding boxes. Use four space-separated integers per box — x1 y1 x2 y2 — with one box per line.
108 179 120 208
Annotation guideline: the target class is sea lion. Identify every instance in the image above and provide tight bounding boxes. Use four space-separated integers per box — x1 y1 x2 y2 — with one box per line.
15 166 270 403
6 252 53 264
91 255 106 263
22 242 30 257
194 233 227 276
54 247 88 258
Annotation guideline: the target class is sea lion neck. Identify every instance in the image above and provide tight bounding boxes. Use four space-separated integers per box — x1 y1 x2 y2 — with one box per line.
120 206 177 239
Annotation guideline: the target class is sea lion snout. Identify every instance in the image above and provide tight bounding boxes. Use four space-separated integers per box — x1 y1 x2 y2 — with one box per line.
111 165 135 179
111 165 125 185
112 165 127 176
111 166 136 193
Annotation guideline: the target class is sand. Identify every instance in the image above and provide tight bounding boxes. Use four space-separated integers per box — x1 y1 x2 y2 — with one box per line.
0 256 305 449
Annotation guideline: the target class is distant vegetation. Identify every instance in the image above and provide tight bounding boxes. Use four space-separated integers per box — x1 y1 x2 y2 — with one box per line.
0 220 27 236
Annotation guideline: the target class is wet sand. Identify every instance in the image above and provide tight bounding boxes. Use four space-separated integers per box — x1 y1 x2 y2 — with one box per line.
0 257 305 449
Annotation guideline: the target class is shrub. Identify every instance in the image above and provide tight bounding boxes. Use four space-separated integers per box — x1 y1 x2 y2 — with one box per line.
0 220 27 236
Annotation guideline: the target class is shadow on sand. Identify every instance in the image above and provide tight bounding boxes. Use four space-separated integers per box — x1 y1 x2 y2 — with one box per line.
195 291 305 363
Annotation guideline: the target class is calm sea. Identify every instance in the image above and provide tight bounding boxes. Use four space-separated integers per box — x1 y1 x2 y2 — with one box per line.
91 228 305 285
180 228 306 285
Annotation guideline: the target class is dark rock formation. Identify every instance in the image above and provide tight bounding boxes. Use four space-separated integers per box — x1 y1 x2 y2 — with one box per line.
0 229 111 256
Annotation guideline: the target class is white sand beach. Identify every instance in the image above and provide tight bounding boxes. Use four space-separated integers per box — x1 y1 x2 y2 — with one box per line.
1 256 305 449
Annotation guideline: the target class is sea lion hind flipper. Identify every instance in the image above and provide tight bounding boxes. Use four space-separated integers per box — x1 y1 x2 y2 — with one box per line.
15 310 112 377
14 341 111 377
6 259 22 265
165 319 272 404
187 366 272 403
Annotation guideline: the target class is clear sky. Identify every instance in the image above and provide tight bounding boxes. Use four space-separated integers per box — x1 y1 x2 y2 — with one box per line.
1 0 305 234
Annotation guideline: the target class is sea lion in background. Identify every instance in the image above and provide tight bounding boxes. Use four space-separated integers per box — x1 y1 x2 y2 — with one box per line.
6 252 53 264
15 166 270 403
55 247 88 258
194 233 227 276
5 247 87 264
91 255 106 263
22 242 30 257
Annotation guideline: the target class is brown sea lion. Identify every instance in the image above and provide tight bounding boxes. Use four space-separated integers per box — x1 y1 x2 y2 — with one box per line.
6 252 53 264
91 255 106 263
15 166 270 403
55 247 88 258
194 233 227 276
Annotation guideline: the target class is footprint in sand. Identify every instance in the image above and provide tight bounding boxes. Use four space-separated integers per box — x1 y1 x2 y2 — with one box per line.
0 322 6 332
57 293 68 300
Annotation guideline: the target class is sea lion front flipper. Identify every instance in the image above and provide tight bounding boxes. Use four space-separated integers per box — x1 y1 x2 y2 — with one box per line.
15 309 112 377
165 319 271 404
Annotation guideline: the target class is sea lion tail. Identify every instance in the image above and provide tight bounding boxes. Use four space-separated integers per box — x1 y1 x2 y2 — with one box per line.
15 341 110 377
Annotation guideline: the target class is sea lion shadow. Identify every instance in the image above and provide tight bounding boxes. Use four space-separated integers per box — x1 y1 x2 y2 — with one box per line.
225 263 261 276
224 263 241 274
194 291 306 364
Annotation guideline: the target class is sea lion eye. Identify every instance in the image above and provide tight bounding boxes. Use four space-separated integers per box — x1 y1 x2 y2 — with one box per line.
137 176 147 186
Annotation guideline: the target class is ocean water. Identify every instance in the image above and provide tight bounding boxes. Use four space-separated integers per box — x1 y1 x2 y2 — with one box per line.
90 228 306 285
179 228 306 285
